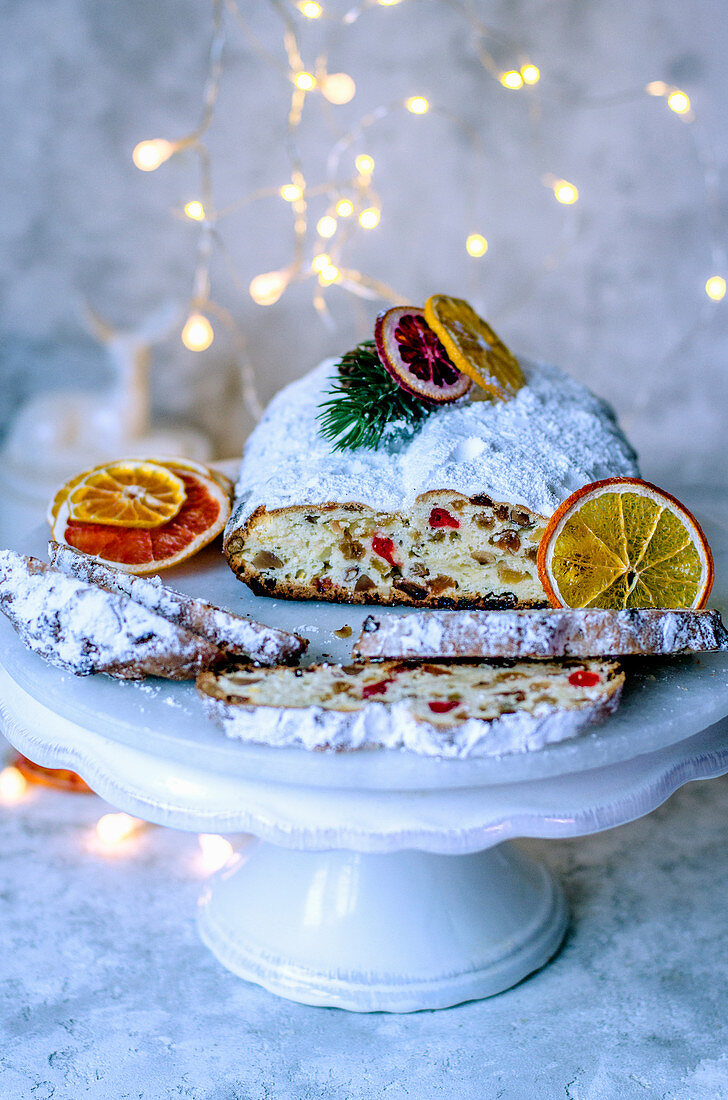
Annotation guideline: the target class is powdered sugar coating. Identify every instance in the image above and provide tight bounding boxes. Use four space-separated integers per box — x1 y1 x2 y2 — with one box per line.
201 684 622 759
49 542 306 665
0 550 219 678
228 357 639 532
198 657 624 758
354 608 728 660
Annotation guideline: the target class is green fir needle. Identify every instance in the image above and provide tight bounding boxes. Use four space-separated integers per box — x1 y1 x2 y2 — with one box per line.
317 341 432 452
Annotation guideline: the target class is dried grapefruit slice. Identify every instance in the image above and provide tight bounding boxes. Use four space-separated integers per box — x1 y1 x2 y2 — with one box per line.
156 457 235 498
424 295 524 400
537 477 714 610
51 469 231 574
67 460 186 528
374 306 472 404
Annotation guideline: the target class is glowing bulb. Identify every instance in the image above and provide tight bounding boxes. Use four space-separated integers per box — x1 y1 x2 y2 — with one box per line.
318 263 340 285
0 766 27 804
336 198 353 217
297 1 322 17
181 312 214 351
553 179 579 205
184 200 205 221
317 215 338 238
705 276 726 301
355 154 374 175
406 96 429 115
500 70 524 90
358 208 380 229
667 90 690 114
95 813 142 846
198 834 234 873
132 139 175 171
466 233 488 257
293 71 317 91
322 73 356 105
249 270 288 306
312 253 331 272
378 0 401 5
521 64 540 85
280 183 302 202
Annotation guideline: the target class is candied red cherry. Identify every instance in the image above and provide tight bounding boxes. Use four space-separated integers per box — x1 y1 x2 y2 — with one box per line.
374 306 472 404
429 507 459 529
372 535 398 567
362 679 393 698
568 669 601 688
428 700 459 714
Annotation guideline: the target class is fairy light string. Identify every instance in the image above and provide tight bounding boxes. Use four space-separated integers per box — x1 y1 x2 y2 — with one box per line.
130 0 725 421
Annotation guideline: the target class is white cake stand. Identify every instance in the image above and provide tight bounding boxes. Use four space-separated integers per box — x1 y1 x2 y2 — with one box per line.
1 528 728 1013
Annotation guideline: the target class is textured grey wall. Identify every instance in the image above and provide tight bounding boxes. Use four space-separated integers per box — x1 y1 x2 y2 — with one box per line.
1 0 727 484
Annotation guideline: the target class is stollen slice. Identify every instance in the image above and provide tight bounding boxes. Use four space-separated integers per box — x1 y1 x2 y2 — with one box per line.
197 657 624 759
0 550 223 680
49 542 307 666
353 607 728 661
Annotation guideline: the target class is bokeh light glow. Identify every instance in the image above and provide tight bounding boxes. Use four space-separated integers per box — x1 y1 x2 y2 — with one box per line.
466 233 488 257
181 313 214 350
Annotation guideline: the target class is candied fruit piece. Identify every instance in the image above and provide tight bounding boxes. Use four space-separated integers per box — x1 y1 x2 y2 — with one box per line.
429 507 460 529
372 535 398 566
252 550 284 569
362 679 393 698
568 669 601 688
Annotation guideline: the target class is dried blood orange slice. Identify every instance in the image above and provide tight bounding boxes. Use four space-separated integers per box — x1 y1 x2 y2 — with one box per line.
374 306 472 404
537 477 714 610
51 469 231 574
424 295 524 400
67 461 186 528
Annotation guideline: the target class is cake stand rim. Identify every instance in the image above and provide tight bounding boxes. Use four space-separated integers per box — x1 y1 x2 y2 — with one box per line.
2 666 727 853
3 519 728 795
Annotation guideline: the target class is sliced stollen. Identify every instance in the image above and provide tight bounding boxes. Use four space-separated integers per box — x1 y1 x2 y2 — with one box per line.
49 541 307 666
197 658 624 759
0 550 223 680
353 607 728 661
224 356 638 610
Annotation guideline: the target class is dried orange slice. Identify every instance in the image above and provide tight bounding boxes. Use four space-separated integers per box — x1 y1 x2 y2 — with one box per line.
47 457 233 526
537 477 714 610
424 295 525 400
67 461 186 528
51 468 231 574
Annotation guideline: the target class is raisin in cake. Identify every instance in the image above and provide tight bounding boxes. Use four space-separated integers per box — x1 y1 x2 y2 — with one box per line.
225 357 638 608
198 658 624 758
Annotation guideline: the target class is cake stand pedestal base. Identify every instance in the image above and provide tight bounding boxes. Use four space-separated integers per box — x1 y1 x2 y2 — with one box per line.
197 840 568 1012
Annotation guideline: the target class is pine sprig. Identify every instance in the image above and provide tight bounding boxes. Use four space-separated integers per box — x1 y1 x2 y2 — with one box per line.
317 341 432 451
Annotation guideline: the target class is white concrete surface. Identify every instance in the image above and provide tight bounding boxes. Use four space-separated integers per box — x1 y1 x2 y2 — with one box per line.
1 763 727 1099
